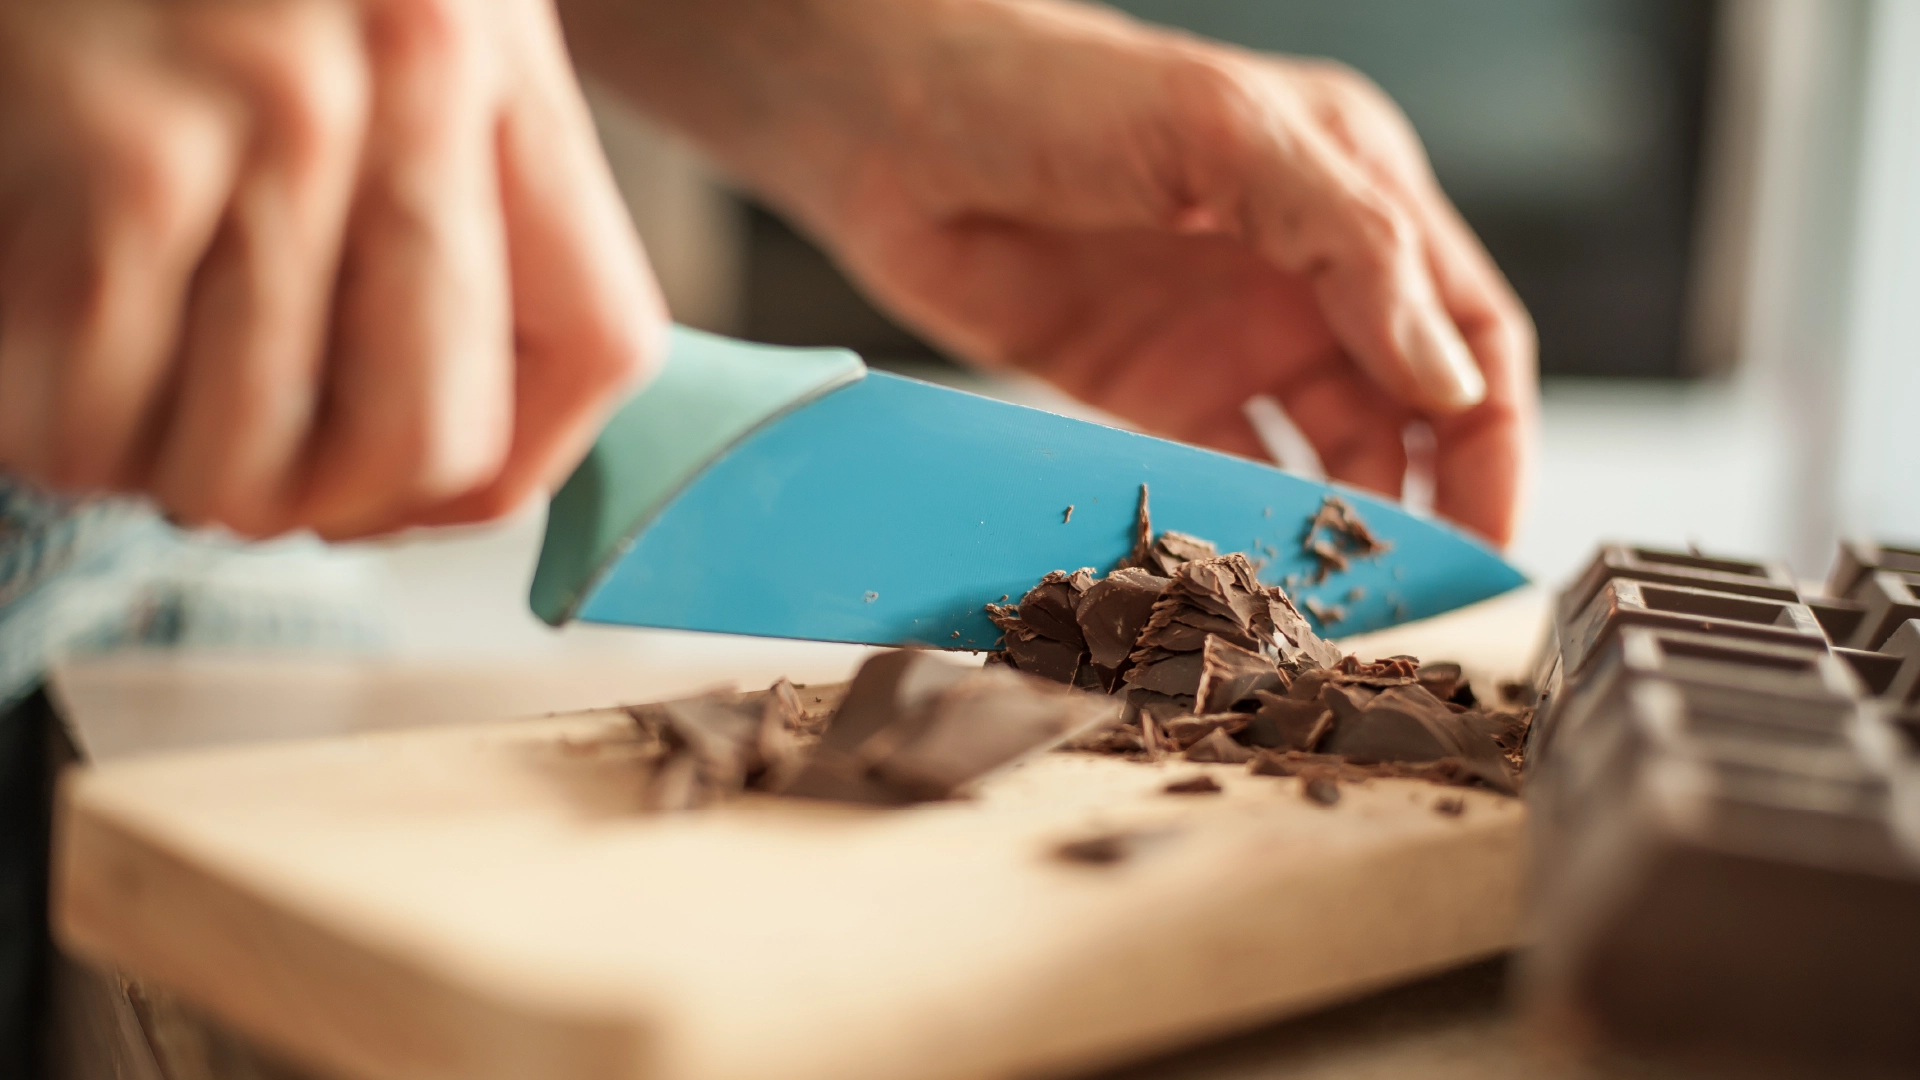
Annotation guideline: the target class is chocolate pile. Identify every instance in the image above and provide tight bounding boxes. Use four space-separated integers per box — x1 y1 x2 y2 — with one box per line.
986 497 1528 794
625 652 1120 810
625 679 836 812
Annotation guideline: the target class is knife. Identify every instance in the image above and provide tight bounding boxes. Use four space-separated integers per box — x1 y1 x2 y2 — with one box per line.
531 327 1525 647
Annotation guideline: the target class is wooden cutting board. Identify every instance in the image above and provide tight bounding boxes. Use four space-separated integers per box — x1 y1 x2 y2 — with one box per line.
52 589 1544 1080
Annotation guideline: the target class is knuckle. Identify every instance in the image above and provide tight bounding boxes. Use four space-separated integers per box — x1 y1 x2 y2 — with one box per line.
1345 194 1417 273
571 303 669 401
1168 54 1268 155
367 0 486 85
405 410 509 503
95 122 223 254
258 48 367 172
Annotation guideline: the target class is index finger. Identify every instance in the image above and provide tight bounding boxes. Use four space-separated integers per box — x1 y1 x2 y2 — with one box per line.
1415 195 1537 546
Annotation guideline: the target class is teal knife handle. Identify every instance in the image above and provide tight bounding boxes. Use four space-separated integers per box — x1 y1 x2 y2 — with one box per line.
530 326 866 625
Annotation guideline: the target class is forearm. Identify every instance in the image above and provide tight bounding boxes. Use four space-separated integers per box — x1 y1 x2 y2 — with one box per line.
554 0 895 219
552 0 1165 227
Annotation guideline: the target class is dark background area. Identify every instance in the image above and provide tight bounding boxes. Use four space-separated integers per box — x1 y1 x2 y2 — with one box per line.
740 0 1722 380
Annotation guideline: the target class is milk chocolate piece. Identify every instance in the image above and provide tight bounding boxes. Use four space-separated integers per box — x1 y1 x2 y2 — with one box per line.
1245 691 1333 750
1845 570 1920 650
1558 544 1800 627
1164 775 1223 795
1074 567 1169 670
785 651 1122 804
1194 635 1284 714
1300 770 1342 806
1054 833 1133 865
1161 713 1246 752
999 628 1086 685
1834 647 1902 696
1823 538 1920 598
1559 578 1826 679
1807 597 1868 645
1321 685 1507 771
1185 727 1255 764
1124 649 1206 697
1018 570 1092 646
1301 496 1390 581
1524 541 1920 1072
1415 661 1465 702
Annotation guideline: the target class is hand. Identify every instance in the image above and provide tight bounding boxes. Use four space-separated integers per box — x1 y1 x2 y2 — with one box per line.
562 0 1535 545
0 0 665 540
812 6 1536 545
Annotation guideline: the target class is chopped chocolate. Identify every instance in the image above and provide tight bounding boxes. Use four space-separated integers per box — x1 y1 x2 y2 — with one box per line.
784 651 1122 805
1194 635 1284 714
1162 713 1248 752
1321 684 1512 782
1250 748 1517 796
625 680 847 811
1303 596 1346 626
1185 727 1255 764
1416 661 1464 701
1164 775 1224 795
1301 770 1342 806
1499 679 1538 706
1054 832 1136 865
1125 688 1197 727
1124 649 1207 697
1301 495 1391 582
1074 567 1172 669
998 627 1085 685
1245 691 1334 750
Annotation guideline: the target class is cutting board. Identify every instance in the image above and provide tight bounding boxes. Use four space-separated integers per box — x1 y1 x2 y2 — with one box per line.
52 588 1544 1080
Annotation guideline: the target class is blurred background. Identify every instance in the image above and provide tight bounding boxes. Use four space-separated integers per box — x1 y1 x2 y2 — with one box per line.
44 0 1920 697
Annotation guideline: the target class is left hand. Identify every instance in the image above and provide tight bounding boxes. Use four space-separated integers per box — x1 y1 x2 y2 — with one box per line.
561 0 1537 545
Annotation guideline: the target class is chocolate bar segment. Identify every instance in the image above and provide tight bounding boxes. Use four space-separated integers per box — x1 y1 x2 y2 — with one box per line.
1524 541 1920 1073
1558 544 1800 627
1823 539 1920 599
1557 578 1826 680
1845 570 1920 650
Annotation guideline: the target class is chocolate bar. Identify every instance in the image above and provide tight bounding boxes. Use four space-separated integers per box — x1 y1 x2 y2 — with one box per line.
1523 542 1920 1071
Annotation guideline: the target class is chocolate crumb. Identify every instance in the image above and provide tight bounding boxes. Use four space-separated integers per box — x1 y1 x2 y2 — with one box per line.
1055 832 1135 865
1301 495 1391 582
1185 727 1255 764
1063 505 1074 523
1303 596 1347 626
1301 771 1342 806
1434 796 1466 816
1163 775 1223 795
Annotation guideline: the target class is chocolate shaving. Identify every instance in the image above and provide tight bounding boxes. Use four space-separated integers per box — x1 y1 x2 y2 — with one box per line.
784 651 1122 805
1245 691 1335 750
1434 796 1466 816
976 503 1529 797
1300 769 1342 806
1301 495 1391 583
1161 713 1248 752
1164 775 1224 795
1194 635 1284 715
1185 727 1255 764
1075 567 1171 671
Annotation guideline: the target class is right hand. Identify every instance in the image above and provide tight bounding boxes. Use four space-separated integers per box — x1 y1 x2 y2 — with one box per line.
0 0 665 540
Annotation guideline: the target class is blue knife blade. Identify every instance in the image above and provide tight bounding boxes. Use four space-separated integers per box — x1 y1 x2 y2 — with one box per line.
533 328 1525 648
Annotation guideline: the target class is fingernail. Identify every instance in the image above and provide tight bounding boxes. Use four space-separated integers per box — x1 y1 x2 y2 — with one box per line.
1413 312 1485 411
